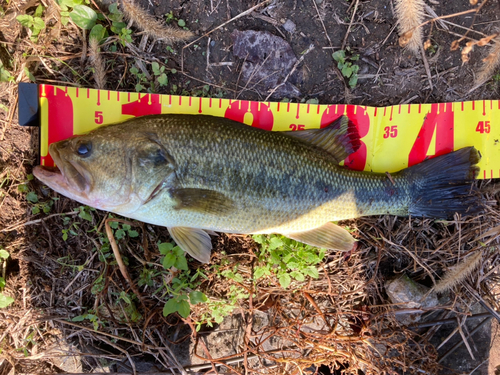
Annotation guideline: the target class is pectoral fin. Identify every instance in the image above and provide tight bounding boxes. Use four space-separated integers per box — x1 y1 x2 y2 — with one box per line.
168 226 213 263
170 188 235 216
284 222 356 251
284 116 360 163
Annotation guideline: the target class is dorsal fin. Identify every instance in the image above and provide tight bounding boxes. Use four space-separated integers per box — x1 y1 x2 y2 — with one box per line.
284 116 361 163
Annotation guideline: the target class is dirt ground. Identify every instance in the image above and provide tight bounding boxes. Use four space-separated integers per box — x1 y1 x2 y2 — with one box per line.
1 0 500 374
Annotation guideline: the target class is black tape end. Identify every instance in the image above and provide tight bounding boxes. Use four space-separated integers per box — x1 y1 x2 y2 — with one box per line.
18 82 39 127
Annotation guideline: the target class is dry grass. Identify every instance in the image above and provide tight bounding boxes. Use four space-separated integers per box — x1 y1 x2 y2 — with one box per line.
1 0 500 374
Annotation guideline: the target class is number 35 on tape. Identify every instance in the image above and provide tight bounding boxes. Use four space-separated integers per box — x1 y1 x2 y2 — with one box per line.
30 84 500 179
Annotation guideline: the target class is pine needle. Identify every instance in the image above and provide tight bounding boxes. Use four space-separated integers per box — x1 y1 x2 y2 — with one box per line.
88 38 106 90
394 0 425 55
474 35 500 88
434 252 482 293
121 0 194 43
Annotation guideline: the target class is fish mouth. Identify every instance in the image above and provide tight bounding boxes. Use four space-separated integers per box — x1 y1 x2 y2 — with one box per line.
33 145 91 194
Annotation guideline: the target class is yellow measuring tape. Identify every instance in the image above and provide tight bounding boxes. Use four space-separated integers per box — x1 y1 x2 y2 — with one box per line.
38 84 500 179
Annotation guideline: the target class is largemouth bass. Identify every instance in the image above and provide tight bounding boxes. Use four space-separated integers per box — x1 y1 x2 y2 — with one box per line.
33 114 481 263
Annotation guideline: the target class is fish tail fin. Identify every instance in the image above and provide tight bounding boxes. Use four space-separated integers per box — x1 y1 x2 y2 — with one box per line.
403 147 483 219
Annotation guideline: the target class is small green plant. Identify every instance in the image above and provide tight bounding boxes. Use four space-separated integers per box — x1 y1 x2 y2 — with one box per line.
0 249 14 308
152 62 169 87
108 220 139 240
0 61 14 83
72 310 105 330
130 66 148 92
160 242 207 318
16 5 45 41
252 235 327 289
18 174 55 214
332 49 360 89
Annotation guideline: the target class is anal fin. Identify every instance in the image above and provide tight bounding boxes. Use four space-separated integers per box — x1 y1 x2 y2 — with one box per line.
284 222 356 251
168 226 213 263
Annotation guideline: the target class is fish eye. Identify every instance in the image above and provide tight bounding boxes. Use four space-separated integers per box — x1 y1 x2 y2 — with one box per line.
76 141 92 157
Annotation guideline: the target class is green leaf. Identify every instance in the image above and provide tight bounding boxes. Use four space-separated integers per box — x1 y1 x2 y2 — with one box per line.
24 67 35 82
268 236 284 250
31 206 40 215
0 66 13 83
89 24 105 42
32 17 45 32
0 277 5 288
69 5 97 30
177 19 186 27
302 266 319 279
158 242 174 255
290 271 305 281
111 21 126 33
189 291 207 304
278 273 291 288
158 73 168 86
71 315 86 321
58 0 84 7
349 75 358 88
109 3 120 14
17 184 29 193
78 208 92 221
332 50 345 63
34 4 44 18
115 229 126 240
270 251 281 264
163 298 178 316
175 255 188 271
254 266 269 279
128 230 139 238
162 252 176 269
177 300 190 318
0 294 14 308
0 250 9 260
119 291 131 304
26 191 38 203
152 62 160 75
252 234 266 245
341 64 353 78
16 15 33 28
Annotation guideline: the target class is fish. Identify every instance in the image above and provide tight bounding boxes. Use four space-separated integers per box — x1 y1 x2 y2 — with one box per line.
33 114 482 263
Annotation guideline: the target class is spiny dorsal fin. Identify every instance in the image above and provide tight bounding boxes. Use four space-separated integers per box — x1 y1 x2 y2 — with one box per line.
283 222 356 251
168 226 213 263
284 116 360 163
170 188 235 216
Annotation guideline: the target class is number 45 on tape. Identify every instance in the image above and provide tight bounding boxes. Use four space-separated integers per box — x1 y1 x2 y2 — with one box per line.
18 83 500 180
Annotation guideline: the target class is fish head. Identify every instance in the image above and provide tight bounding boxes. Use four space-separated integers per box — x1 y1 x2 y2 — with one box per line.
33 127 175 214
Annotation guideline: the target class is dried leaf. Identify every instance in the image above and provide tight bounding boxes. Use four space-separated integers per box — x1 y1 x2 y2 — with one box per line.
399 31 413 48
461 41 476 63
450 39 461 51
477 33 499 47
424 39 432 50
470 0 478 5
